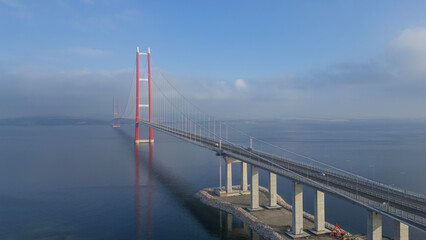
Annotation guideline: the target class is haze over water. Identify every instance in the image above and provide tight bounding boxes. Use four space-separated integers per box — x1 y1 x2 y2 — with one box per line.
2 1 426 239
0 119 424 239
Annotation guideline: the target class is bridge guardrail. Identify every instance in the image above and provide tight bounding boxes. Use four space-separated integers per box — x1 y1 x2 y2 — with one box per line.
143 121 426 230
221 143 425 228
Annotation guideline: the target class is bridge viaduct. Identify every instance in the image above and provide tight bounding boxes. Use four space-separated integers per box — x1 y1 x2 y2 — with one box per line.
140 120 424 240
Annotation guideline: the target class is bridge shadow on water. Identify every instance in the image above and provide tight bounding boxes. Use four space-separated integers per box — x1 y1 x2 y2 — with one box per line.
114 127 255 240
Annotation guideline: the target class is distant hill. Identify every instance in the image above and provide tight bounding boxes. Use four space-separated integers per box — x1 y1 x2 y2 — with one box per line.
0 116 109 126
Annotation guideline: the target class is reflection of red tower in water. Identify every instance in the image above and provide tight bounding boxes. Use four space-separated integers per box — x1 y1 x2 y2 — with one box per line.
134 144 154 240
147 144 153 239
134 144 141 240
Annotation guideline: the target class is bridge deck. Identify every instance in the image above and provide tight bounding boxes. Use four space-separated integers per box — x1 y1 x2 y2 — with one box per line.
140 120 426 232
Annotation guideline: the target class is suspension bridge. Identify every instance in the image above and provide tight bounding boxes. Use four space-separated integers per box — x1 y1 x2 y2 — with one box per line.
114 47 425 240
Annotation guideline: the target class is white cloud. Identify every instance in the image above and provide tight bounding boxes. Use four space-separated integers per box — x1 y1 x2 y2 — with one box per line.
235 79 247 90
0 0 31 18
151 27 426 119
0 0 22 9
68 47 106 56
386 27 426 76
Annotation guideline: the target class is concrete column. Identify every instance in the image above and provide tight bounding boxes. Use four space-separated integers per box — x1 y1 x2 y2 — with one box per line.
226 159 232 193
250 165 260 210
292 182 304 235
367 211 382 240
268 172 277 207
314 190 325 232
394 221 409 240
240 162 248 191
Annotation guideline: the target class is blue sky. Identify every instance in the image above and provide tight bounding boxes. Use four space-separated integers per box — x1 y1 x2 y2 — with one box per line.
1 0 426 119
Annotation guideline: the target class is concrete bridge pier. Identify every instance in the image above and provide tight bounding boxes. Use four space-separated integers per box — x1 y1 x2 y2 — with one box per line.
287 181 309 238
226 157 233 194
219 157 244 196
240 162 248 192
367 210 382 240
308 190 330 235
248 165 262 211
265 172 281 209
394 221 409 240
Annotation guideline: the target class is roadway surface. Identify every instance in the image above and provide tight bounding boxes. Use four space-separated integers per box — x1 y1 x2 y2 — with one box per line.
140 120 426 232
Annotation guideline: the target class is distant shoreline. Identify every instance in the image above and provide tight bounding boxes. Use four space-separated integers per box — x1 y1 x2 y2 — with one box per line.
0 116 109 126
1 116 426 126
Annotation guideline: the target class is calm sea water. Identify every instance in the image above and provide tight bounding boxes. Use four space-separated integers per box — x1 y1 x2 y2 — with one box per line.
0 120 425 239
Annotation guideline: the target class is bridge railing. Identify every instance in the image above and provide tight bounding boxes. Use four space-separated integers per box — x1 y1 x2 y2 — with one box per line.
146 119 425 208
248 146 426 207
144 120 425 229
221 141 426 227
148 119 425 208
203 121 426 203
222 142 426 228
243 139 426 203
